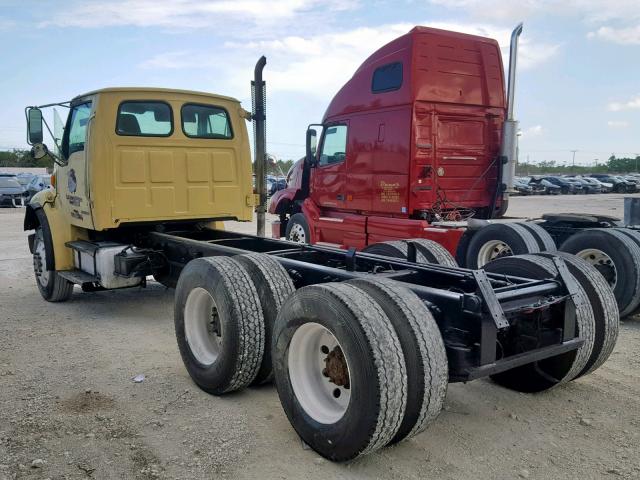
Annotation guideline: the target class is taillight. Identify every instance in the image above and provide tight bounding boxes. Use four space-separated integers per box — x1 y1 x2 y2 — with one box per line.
50 174 56 188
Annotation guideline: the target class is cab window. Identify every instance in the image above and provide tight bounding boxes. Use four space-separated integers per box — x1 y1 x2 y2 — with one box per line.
319 125 347 167
61 102 92 158
372 62 403 93
181 104 233 139
116 101 173 137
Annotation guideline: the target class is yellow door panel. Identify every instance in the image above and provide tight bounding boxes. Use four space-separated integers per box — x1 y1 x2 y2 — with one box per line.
149 151 174 183
212 151 235 182
187 152 209 182
119 150 145 183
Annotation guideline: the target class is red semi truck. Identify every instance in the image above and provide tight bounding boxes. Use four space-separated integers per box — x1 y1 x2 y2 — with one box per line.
270 25 519 258
269 24 640 318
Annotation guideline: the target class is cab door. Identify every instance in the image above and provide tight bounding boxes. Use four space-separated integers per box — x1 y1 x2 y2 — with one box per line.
311 123 348 210
58 100 95 229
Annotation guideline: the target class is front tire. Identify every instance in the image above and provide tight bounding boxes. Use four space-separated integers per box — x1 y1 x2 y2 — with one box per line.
33 227 74 302
285 213 310 244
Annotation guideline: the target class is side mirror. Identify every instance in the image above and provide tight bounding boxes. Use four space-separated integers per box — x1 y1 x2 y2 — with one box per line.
306 128 317 166
306 125 323 167
27 108 44 145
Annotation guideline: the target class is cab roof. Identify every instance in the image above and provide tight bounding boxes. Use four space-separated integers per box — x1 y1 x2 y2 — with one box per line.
72 87 240 104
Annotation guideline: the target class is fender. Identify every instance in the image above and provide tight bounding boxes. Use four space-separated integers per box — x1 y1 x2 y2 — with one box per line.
268 187 299 215
23 188 88 271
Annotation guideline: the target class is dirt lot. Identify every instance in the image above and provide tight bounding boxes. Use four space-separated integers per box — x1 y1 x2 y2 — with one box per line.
1 194 639 480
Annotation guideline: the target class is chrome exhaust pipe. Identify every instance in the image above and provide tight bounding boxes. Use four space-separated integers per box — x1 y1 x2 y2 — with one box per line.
500 23 523 193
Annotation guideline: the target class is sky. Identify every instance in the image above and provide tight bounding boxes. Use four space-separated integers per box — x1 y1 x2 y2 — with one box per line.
0 0 639 166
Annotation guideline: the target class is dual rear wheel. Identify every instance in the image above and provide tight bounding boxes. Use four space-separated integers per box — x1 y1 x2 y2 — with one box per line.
174 254 448 461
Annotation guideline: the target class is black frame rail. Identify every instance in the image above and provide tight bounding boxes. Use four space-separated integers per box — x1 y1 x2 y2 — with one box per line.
144 229 582 383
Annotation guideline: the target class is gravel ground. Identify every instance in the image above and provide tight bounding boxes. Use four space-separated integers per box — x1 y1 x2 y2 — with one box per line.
1 194 639 480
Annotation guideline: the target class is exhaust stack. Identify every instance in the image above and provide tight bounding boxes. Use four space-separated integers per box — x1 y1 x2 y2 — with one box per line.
500 23 523 194
252 56 267 237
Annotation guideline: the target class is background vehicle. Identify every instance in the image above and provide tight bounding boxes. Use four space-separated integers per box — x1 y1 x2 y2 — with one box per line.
0 176 28 206
268 177 286 196
513 178 534 195
581 176 612 193
16 172 35 186
541 176 581 194
591 174 633 193
20 38 621 463
569 177 600 194
26 174 51 201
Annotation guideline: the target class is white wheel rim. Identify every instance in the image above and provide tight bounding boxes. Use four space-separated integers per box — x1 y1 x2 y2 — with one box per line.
576 248 617 288
477 239 513 267
184 287 223 366
33 233 49 287
288 223 306 243
288 323 351 424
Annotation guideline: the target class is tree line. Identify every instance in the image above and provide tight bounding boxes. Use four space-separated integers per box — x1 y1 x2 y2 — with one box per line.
0 149 53 169
516 155 640 176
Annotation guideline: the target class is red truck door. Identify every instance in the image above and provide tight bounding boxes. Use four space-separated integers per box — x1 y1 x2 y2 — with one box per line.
311 123 348 209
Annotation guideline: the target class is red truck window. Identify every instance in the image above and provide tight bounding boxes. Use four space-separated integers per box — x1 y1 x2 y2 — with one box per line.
371 62 403 93
319 125 347 166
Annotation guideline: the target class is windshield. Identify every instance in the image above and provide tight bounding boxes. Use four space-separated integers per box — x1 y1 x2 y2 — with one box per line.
0 178 21 188
62 102 92 158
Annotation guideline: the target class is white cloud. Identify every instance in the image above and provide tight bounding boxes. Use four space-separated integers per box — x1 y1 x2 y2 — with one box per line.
422 22 559 69
41 0 358 29
428 0 640 23
608 94 640 111
520 125 544 137
607 120 630 128
431 0 640 48
588 25 640 45
140 21 559 101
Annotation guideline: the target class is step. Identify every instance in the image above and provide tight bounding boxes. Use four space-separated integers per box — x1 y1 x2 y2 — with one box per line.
58 269 98 285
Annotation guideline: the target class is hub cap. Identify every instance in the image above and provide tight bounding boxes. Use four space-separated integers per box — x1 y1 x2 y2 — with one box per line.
33 232 49 287
477 240 513 267
184 287 223 366
576 248 617 288
288 223 306 243
288 322 351 424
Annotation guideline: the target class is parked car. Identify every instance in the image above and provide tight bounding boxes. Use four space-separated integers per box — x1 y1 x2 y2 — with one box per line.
0 176 29 207
542 176 582 194
520 177 560 195
622 175 640 187
580 176 612 193
26 174 51 201
568 177 601 194
513 178 534 195
269 178 287 196
591 174 635 193
16 172 35 186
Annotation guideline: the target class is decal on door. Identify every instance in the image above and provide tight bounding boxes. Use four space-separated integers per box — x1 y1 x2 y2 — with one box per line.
380 180 400 203
68 169 77 193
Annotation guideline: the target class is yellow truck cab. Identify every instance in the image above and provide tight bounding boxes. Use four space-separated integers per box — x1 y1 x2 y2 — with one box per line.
24 87 254 300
